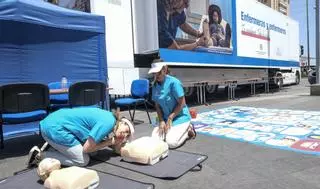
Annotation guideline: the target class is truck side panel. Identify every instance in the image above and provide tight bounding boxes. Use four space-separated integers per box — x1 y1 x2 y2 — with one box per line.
158 0 299 68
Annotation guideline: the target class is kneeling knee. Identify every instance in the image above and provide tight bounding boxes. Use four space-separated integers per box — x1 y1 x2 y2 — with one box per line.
166 138 182 149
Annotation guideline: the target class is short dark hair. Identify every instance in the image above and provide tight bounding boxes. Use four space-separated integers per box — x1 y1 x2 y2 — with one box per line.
162 0 186 10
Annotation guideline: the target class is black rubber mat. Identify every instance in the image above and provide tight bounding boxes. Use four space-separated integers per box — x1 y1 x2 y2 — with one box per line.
93 149 208 180
0 168 154 189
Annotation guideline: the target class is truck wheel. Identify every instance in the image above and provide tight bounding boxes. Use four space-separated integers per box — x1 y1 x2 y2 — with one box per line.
206 85 218 93
295 72 300 85
275 75 283 88
308 70 316 84
184 86 194 97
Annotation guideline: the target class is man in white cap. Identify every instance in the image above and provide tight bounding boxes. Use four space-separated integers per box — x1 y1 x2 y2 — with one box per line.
27 107 134 167
149 62 196 149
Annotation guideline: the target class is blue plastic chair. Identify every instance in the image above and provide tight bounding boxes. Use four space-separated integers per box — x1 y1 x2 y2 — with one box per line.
0 83 50 149
48 81 72 110
115 79 151 123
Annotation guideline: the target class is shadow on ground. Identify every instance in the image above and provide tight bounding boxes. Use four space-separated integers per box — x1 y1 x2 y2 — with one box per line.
0 135 44 160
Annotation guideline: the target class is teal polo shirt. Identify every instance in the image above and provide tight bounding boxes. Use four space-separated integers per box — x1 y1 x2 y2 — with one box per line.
40 107 116 147
152 75 191 126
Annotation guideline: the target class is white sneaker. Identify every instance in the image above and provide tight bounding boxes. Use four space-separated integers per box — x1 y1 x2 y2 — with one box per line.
26 146 42 167
40 142 49 151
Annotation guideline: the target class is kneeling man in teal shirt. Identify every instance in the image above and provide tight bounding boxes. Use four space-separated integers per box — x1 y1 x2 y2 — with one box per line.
27 107 134 167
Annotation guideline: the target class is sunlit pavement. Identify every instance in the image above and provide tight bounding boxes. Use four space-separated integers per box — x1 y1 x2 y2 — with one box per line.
1 78 320 189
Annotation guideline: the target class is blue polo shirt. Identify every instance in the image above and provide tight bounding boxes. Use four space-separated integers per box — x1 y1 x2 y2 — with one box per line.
152 75 191 126
157 0 186 48
40 107 116 147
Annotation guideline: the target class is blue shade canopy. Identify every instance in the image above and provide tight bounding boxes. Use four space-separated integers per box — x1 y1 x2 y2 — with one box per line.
0 0 107 84
0 0 104 33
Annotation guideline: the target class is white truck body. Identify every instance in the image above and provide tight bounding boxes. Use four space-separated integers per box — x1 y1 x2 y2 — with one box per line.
88 0 300 96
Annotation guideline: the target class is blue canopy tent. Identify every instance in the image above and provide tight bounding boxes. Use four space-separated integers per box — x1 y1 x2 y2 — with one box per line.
0 0 107 84
0 0 108 142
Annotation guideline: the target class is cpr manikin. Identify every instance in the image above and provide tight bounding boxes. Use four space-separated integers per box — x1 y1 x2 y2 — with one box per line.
121 136 169 165
37 158 99 189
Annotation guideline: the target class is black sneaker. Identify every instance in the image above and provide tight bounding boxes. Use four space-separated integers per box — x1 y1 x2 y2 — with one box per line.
26 146 42 168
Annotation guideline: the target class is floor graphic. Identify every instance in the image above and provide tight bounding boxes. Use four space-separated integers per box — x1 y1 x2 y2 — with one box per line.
192 106 320 155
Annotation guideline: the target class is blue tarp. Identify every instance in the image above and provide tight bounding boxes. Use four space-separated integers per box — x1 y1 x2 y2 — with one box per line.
0 0 107 84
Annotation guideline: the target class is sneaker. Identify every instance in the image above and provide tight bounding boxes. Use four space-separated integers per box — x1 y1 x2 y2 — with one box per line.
26 146 42 168
188 124 197 140
40 142 49 152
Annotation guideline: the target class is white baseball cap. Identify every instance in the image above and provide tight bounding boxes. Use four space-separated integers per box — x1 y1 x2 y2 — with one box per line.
148 62 167 74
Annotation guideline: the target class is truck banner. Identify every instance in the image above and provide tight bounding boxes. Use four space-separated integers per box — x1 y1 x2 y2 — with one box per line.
236 0 299 61
157 0 233 54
